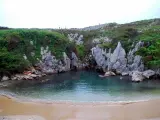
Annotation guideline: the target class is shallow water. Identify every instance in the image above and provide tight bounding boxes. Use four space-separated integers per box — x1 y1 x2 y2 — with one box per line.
1 71 160 102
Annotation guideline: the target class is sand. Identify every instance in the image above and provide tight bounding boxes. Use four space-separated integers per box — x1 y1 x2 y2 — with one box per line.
0 95 160 120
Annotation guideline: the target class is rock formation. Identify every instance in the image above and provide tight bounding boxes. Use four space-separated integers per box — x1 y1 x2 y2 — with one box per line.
91 41 146 81
68 33 83 45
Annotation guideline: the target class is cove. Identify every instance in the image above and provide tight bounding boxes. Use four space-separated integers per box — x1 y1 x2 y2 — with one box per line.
3 71 160 102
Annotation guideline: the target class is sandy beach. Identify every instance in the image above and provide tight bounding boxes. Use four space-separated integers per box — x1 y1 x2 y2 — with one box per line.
0 96 160 120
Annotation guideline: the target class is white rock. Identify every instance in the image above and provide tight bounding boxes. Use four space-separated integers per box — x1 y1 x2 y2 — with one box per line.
1 76 9 81
121 72 129 76
104 71 116 76
110 42 126 63
132 71 145 82
63 52 71 71
71 52 78 67
143 70 155 79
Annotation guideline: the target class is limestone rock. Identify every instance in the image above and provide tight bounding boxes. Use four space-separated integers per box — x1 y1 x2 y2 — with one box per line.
104 71 116 76
71 52 78 67
91 46 106 69
143 70 155 79
110 42 126 63
63 52 71 71
132 71 145 82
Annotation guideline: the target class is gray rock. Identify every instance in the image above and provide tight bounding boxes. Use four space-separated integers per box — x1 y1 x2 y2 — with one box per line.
132 71 145 82
143 70 155 79
68 33 83 45
1 76 9 81
110 42 126 63
63 52 71 71
129 55 144 72
91 46 106 68
71 52 78 67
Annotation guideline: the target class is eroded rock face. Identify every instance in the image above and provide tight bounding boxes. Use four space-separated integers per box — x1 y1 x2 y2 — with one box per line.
63 52 71 71
91 41 145 78
143 70 155 79
71 52 78 68
110 42 126 63
132 71 145 82
129 55 144 72
127 41 144 64
91 46 106 69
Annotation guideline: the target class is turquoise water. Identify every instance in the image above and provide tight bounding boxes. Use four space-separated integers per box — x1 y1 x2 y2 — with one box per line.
3 71 160 102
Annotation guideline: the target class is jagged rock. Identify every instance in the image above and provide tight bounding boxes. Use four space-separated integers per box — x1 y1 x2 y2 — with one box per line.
110 42 126 63
63 52 71 71
71 52 78 67
68 33 83 45
132 71 145 82
91 45 106 69
127 41 144 64
1 76 9 81
129 55 144 72
143 70 155 79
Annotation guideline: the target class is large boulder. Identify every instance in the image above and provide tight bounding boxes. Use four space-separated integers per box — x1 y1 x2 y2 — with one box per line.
71 52 78 68
1 76 9 81
63 52 71 71
143 70 155 79
104 71 116 76
132 71 145 82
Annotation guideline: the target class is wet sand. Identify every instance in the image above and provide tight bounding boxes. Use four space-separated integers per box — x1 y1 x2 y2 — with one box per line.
0 95 160 120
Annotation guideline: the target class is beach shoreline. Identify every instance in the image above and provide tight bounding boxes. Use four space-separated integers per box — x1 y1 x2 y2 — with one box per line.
0 95 160 120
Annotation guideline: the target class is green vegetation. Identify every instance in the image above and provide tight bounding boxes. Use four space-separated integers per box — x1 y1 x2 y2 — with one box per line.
136 26 160 68
0 29 71 74
76 44 85 60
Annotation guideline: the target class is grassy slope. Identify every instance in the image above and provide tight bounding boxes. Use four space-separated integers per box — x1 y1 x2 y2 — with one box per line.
0 29 71 74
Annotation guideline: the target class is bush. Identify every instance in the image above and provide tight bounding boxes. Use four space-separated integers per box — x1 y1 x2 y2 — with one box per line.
0 48 29 74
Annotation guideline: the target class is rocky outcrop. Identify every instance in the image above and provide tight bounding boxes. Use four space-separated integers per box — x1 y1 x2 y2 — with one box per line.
91 41 146 79
143 70 155 79
132 71 145 82
91 46 106 70
63 52 71 71
91 42 128 73
68 33 83 45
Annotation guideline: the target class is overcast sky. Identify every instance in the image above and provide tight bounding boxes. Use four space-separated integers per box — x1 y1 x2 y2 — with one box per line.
0 0 160 28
